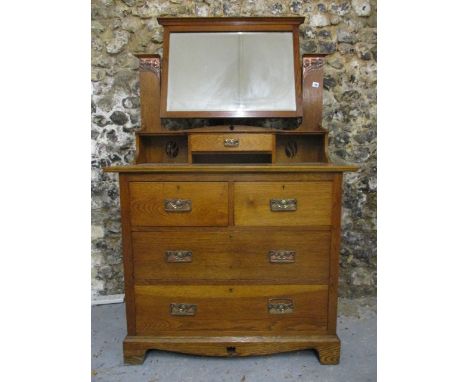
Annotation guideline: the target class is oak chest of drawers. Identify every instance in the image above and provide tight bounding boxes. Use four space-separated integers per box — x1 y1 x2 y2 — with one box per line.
106 168 355 365
105 17 357 365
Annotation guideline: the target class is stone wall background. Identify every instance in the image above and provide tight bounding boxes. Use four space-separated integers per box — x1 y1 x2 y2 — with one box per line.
91 0 377 299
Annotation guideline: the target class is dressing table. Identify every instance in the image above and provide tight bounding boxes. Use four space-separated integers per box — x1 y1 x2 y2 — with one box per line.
105 17 357 365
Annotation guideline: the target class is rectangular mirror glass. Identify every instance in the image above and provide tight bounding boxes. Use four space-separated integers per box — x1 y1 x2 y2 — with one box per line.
166 32 297 114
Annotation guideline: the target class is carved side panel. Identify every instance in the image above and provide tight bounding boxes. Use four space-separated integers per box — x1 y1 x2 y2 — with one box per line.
298 55 325 131
136 54 162 132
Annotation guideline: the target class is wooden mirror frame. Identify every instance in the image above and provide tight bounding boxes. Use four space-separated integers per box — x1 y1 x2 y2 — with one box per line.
158 17 305 119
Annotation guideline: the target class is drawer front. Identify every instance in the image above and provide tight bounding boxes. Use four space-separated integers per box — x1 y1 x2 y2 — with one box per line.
234 182 333 226
134 285 328 335
132 230 330 283
129 182 228 227
190 134 273 152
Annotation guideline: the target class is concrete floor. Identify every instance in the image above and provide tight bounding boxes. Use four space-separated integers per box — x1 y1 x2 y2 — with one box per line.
92 298 376 382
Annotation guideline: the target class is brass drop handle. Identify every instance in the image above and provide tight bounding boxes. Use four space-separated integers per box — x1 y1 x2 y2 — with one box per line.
170 303 197 316
270 198 297 211
164 199 192 212
224 138 239 147
268 298 294 314
165 250 193 263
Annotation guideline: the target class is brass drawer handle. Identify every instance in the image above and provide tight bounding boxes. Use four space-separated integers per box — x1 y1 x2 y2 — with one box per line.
224 138 239 147
164 199 192 212
165 250 193 263
269 250 296 263
270 198 297 211
268 298 294 314
170 303 197 316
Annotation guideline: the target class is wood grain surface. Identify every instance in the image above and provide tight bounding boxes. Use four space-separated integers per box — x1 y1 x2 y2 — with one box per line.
105 163 358 173
189 133 273 153
135 54 162 132
134 284 328 335
123 334 340 364
234 181 333 226
129 182 228 226
107 20 359 366
132 229 330 283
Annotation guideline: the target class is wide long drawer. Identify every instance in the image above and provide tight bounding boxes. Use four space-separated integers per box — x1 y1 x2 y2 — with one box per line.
234 182 333 226
132 230 330 283
129 182 228 227
134 284 328 335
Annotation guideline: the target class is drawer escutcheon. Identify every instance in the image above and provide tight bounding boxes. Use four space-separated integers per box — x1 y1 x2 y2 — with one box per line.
270 198 297 211
170 303 197 316
268 298 294 314
164 199 192 212
165 250 193 263
269 250 296 263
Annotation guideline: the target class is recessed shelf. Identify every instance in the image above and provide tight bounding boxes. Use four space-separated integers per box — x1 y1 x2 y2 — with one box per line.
136 135 188 164
192 153 272 164
275 134 327 163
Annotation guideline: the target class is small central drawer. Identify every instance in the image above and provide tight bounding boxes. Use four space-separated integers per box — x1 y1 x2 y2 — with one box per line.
134 284 328 335
189 133 273 153
129 182 228 227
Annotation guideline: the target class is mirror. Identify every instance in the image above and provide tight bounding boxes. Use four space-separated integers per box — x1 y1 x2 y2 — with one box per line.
164 32 298 117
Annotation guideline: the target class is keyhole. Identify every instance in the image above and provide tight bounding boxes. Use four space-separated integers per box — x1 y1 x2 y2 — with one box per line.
226 346 237 356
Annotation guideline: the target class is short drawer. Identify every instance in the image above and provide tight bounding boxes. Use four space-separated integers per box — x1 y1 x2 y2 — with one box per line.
234 182 333 226
134 284 328 335
189 134 273 152
129 182 228 227
132 230 330 283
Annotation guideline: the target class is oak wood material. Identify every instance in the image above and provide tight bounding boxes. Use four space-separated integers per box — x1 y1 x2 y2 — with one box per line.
129 182 228 227
157 17 305 27
189 133 273 153
119 175 137 335
275 134 326 163
327 173 343 334
298 55 326 131
135 127 332 135
130 225 332 233
110 164 355 367
104 164 358 173
131 230 330 283
123 173 337 183
134 284 328 335
136 135 188 164
135 54 162 132
104 18 358 367
234 181 333 226
123 334 340 364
